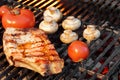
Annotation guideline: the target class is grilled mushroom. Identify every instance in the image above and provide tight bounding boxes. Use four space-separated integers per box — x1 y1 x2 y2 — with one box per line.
39 16 58 34
83 25 100 44
43 7 62 22
60 29 78 44
62 16 81 30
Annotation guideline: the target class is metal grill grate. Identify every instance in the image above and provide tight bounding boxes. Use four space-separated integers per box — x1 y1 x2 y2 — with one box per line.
0 0 120 80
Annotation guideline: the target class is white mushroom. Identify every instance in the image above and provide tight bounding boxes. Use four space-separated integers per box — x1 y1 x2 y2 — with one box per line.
39 16 58 34
83 25 100 44
62 16 81 30
43 7 63 22
60 30 78 44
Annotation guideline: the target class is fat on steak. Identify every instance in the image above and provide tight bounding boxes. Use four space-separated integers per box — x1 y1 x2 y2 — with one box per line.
3 28 64 76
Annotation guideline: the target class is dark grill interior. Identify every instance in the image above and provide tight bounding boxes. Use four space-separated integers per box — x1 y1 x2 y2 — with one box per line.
0 0 120 80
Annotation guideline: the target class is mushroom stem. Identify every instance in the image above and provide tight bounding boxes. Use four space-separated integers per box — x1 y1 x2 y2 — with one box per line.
87 40 91 44
83 25 100 44
48 7 56 14
11 8 20 15
49 9 55 14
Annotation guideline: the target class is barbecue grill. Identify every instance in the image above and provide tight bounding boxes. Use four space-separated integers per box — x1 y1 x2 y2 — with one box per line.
0 0 120 80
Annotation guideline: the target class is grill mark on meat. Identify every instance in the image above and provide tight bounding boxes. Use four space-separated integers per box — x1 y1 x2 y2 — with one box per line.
25 52 45 57
3 28 64 76
4 39 17 44
4 31 28 36
17 28 30 32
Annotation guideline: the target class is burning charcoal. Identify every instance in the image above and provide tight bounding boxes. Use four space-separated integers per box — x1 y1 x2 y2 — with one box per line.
102 66 109 75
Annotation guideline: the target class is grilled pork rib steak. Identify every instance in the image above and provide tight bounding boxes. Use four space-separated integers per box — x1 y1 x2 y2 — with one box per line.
3 28 64 76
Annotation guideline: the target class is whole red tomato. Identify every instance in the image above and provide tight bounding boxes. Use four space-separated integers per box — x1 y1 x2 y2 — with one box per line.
2 8 35 28
0 5 11 18
68 40 89 62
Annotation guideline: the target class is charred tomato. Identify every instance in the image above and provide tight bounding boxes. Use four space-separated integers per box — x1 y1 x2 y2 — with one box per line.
0 5 11 18
68 40 89 62
2 8 35 28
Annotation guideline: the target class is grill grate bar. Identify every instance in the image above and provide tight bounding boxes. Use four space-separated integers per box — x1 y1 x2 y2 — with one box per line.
16 69 31 80
5 67 21 80
79 67 105 79
38 0 55 9
88 31 113 59
53 63 72 80
97 32 119 55
78 70 87 79
95 0 105 5
30 0 46 8
29 73 40 80
89 33 120 69
0 52 5 59
20 0 31 5
79 3 94 21
103 55 120 79
99 0 113 10
12 0 43 12
90 46 120 80
63 4 77 16
26 0 40 7
0 55 9 69
0 61 8 72
53 1 63 10
64 64 79 80
0 66 14 79
0 0 120 80
109 1 119 9
56 44 68 58
61 0 81 16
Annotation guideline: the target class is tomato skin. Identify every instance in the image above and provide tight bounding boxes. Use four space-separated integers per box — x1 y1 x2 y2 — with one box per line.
68 40 89 62
2 9 35 28
0 5 10 18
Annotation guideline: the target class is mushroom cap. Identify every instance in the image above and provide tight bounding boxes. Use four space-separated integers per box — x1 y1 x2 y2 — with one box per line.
39 19 58 34
60 30 78 44
62 16 81 30
43 7 62 22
